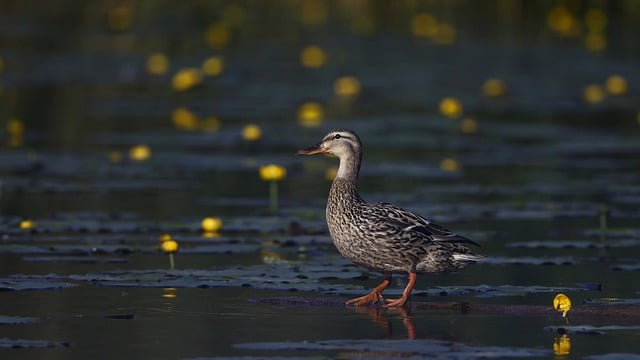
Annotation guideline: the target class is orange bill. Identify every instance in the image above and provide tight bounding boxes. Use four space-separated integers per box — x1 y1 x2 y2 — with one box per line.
297 144 327 155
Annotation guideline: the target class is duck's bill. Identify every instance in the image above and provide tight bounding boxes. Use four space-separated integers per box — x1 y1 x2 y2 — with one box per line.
297 144 327 155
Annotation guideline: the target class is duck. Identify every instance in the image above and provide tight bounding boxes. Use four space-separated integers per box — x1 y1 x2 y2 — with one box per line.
298 129 482 307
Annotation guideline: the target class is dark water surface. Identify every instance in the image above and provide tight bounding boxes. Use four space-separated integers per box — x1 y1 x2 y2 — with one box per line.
2 1 640 359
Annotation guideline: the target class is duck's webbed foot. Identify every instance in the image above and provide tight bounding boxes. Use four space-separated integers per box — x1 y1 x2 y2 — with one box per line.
383 272 416 308
345 291 384 306
345 274 391 306
383 295 410 308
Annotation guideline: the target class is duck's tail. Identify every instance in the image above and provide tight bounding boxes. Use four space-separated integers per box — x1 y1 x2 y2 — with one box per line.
453 253 487 263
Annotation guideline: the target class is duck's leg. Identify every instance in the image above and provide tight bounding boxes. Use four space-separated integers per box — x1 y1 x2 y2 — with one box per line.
345 274 391 306
384 272 416 308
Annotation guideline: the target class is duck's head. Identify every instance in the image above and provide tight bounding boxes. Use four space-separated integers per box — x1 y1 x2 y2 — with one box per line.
297 129 361 159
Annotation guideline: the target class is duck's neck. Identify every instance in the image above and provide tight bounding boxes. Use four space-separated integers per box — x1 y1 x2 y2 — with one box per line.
330 152 364 203
334 149 361 183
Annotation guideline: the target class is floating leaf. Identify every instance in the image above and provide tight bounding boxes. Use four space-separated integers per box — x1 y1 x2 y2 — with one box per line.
58 264 368 293
545 325 640 336
0 277 78 291
0 316 40 325
0 337 71 348
577 283 602 291
235 338 551 357
104 314 136 320
584 354 640 360
472 284 584 298
331 284 585 299
507 239 640 249
610 264 640 271
22 256 129 264
582 298 640 305
545 325 604 336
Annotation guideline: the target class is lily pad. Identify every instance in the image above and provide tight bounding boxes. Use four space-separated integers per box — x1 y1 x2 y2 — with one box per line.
577 283 602 291
583 228 640 239
235 338 550 358
0 212 329 238
507 239 640 249
0 337 71 348
178 244 261 254
61 264 367 292
585 354 640 360
331 283 585 299
0 316 40 325
0 277 78 291
582 298 640 305
22 256 129 264
104 314 136 320
545 325 640 336
470 284 584 298
610 264 640 271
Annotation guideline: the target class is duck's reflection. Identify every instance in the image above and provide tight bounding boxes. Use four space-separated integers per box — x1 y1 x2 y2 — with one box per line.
351 306 416 340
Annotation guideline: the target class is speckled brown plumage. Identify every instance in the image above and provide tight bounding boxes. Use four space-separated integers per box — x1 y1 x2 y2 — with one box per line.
298 129 482 307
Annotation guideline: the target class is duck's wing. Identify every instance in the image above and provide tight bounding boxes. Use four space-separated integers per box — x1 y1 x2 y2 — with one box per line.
366 202 480 247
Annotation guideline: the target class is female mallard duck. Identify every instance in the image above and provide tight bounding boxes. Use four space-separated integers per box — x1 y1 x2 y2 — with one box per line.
298 129 482 307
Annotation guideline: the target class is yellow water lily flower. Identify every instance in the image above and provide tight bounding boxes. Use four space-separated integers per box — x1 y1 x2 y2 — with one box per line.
553 293 571 318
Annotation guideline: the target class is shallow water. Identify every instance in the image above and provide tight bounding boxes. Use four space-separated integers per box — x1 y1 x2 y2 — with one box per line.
2 1 640 359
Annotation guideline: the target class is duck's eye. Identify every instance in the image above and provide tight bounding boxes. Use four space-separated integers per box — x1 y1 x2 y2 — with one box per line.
334 134 341 139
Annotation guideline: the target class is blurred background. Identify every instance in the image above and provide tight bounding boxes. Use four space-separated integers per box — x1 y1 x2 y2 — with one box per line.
1 1 639 219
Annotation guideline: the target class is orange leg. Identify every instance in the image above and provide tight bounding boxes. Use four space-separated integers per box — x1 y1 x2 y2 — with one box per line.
346 274 391 306
384 272 416 308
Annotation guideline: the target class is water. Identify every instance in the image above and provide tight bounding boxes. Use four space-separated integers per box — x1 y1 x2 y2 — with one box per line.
1 1 640 359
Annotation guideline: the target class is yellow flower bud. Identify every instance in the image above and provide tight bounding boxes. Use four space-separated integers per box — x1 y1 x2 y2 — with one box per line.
201 217 223 232
583 84 605 104
172 68 202 91
146 53 169 75
300 45 326 68
129 145 151 161
259 164 286 181
440 157 460 172
297 102 324 127
481 78 507 97
19 220 35 229
159 233 173 243
241 124 262 141
604 75 627 95
160 240 179 254
333 76 361 97
439 97 463 118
